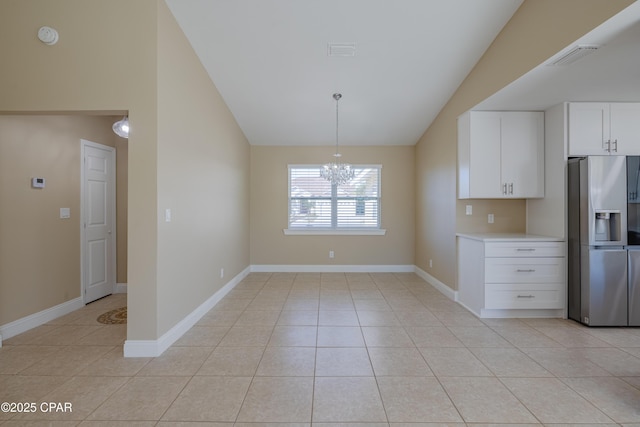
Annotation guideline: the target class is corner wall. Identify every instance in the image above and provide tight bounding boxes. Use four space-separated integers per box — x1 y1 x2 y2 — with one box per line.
0 0 252 347
0 0 159 340
415 0 634 290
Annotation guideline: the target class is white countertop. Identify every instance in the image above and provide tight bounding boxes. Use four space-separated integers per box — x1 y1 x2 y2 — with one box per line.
456 232 564 242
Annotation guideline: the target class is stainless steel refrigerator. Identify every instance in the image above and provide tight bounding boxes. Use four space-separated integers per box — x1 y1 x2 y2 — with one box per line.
626 156 640 326
568 156 628 326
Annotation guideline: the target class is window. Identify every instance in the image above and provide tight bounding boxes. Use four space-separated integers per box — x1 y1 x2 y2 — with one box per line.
288 165 382 233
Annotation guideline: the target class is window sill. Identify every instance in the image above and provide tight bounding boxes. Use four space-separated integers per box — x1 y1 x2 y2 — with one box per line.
283 229 387 236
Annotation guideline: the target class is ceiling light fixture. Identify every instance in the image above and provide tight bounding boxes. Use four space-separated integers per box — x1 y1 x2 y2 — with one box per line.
320 93 354 186
112 116 129 139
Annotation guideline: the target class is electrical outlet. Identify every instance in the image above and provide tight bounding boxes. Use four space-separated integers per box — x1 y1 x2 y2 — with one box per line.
329 250 334 259
429 259 433 268
465 205 472 215
488 213 494 224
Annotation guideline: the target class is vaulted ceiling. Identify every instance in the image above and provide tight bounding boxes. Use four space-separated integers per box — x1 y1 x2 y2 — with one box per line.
165 0 640 146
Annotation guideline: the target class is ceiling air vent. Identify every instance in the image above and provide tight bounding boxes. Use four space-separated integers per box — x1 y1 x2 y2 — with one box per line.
548 44 600 66
328 43 356 57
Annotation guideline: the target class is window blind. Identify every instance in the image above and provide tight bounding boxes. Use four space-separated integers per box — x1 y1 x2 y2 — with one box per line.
289 165 381 229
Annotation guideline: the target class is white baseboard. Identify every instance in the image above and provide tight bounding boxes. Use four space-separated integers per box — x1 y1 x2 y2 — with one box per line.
0 265 457 352
0 297 84 346
250 264 460 306
413 266 458 301
456 299 481 318
250 264 415 273
114 283 127 294
480 308 565 318
123 266 250 358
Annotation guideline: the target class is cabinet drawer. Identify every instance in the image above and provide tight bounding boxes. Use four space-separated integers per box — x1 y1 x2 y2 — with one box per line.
485 283 564 309
485 258 565 283
485 241 564 257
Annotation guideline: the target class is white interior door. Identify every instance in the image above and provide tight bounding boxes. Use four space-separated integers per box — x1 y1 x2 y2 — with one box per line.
82 140 116 304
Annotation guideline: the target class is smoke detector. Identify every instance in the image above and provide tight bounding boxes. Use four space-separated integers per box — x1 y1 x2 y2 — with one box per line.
37 26 59 45
548 44 600 66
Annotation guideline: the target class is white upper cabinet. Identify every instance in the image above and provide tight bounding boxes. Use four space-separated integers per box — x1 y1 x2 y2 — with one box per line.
568 102 640 156
458 111 544 199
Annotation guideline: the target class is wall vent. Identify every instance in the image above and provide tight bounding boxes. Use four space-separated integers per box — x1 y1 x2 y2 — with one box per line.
328 43 356 57
548 44 600 66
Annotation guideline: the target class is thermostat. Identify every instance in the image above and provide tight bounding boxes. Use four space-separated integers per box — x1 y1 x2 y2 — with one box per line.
32 177 45 188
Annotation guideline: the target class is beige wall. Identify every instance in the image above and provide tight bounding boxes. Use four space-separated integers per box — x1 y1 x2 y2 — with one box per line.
116 136 128 284
0 0 159 340
0 0 250 342
0 115 126 325
155 3 250 336
415 0 634 290
250 145 415 266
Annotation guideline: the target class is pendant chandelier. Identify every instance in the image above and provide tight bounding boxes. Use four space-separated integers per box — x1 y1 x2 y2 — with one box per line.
320 93 354 186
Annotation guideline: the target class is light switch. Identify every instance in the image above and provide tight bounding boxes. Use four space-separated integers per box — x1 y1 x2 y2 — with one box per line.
165 208 172 222
60 208 70 219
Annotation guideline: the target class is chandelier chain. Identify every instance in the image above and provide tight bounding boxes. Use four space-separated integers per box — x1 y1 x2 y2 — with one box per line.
335 93 340 157
320 93 354 186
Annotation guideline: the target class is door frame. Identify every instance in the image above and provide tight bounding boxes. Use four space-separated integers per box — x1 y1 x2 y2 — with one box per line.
80 139 117 304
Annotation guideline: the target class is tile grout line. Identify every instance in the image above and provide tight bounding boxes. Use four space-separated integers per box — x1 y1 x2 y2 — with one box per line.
233 273 273 424
5 274 640 424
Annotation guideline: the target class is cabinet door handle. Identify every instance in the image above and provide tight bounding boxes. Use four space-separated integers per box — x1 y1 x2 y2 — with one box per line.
509 183 514 194
516 248 535 252
517 294 535 299
516 269 536 273
502 183 507 195
604 139 611 152
612 139 618 152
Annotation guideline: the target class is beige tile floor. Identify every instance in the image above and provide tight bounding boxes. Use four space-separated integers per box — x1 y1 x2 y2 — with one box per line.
2 272 640 426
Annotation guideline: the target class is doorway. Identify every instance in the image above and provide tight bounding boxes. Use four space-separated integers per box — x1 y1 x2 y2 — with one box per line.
81 139 116 304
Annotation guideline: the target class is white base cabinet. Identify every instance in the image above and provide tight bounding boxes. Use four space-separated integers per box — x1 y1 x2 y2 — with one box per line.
457 234 566 318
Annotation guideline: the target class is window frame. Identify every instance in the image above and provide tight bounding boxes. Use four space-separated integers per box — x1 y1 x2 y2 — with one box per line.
285 164 386 236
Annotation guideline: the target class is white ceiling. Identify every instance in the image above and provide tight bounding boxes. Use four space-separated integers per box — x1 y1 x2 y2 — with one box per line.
165 0 523 146
166 1 640 147
476 1 640 111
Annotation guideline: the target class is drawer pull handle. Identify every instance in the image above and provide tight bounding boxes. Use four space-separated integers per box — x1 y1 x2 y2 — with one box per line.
516 269 536 273
517 294 535 299
516 248 536 252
